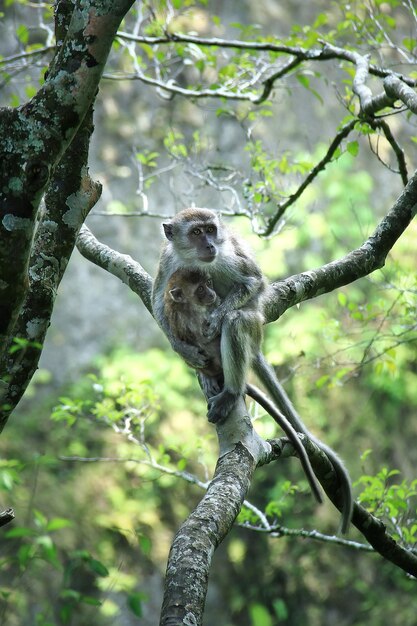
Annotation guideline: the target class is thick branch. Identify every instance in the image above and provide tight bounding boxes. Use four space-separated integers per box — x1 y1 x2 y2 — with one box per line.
0 0 135 353
351 503 417 576
160 441 257 626
352 53 395 115
263 170 417 322
76 225 153 314
384 75 417 114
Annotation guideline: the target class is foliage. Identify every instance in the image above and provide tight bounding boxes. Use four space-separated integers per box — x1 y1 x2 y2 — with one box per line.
1 338 417 624
0 349 216 625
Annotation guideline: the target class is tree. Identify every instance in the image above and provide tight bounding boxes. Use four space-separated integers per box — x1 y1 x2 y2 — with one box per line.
1 1 417 624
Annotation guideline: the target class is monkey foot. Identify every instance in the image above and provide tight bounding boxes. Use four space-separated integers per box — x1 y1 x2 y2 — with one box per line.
207 389 239 423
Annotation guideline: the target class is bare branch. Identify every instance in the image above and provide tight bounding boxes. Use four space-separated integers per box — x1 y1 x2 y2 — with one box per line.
384 75 417 113
352 53 395 115
264 170 417 322
264 119 357 233
76 225 153 314
117 31 417 86
0 46 54 66
104 69 265 102
373 119 408 185
0 508 15 528
245 522 374 551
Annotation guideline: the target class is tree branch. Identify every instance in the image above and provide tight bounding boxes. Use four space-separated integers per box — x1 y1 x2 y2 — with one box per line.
263 119 357 233
383 75 417 114
160 440 258 625
0 508 15 528
352 53 396 115
372 119 408 185
263 170 417 323
117 31 417 87
0 0 135 355
76 225 153 314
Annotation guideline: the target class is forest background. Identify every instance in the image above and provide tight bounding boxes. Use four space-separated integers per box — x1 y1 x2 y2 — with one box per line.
0 1 417 625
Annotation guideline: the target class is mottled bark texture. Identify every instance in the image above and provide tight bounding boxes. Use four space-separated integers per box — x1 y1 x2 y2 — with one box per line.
0 0 135 430
160 441 258 626
77 225 154 314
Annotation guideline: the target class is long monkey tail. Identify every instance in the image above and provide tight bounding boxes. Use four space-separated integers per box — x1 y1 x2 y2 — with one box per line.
252 352 353 534
246 383 323 505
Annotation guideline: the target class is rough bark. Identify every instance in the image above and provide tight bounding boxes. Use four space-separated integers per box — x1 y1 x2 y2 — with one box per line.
0 0 135 429
160 442 255 626
160 401 270 626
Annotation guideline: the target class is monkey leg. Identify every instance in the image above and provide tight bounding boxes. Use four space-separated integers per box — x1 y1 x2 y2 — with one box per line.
207 309 262 423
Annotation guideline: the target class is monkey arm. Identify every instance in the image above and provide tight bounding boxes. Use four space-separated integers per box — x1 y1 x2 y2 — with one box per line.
204 277 264 340
157 312 212 369
152 280 212 369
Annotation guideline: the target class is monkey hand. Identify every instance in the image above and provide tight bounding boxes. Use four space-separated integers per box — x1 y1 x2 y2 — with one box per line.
174 340 210 369
207 389 239 423
202 310 224 342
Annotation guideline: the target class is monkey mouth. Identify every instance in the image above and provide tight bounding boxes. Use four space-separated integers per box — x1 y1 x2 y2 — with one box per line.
198 252 217 262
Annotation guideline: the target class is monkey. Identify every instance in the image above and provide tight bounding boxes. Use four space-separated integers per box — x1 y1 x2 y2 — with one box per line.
164 268 323 505
163 269 222 378
153 207 353 532
152 207 265 423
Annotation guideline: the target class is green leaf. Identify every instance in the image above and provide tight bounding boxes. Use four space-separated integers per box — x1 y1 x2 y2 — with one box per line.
16 24 29 45
316 374 330 389
36 535 61 569
296 74 310 88
338 292 347 306
250 602 273 626
138 534 152 555
88 558 109 577
347 140 359 156
128 592 144 617
46 518 73 532
403 37 416 52
177 458 187 470
5 526 36 538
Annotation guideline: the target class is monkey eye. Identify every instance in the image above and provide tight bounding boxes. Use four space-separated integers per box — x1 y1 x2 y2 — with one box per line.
206 278 213 287
197 285 205 293
192 227 201 236
206 226 216 234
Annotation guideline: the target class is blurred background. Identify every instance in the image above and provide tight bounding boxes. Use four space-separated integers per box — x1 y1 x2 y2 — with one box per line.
0 1 416 624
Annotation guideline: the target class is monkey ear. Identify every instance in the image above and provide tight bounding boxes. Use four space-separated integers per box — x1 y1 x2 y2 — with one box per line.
163 223 174 240
169 287 184 303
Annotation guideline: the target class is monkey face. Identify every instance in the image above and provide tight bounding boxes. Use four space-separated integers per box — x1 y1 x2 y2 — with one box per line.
167 270 218 308
187 224 218 262
194 281 217 306
162 208 221 263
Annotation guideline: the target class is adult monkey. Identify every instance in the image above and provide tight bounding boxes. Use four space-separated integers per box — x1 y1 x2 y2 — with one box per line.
163 268 323 505
152 207 353 532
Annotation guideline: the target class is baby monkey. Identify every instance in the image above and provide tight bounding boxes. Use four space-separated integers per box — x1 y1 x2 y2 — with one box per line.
164 268 323 504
